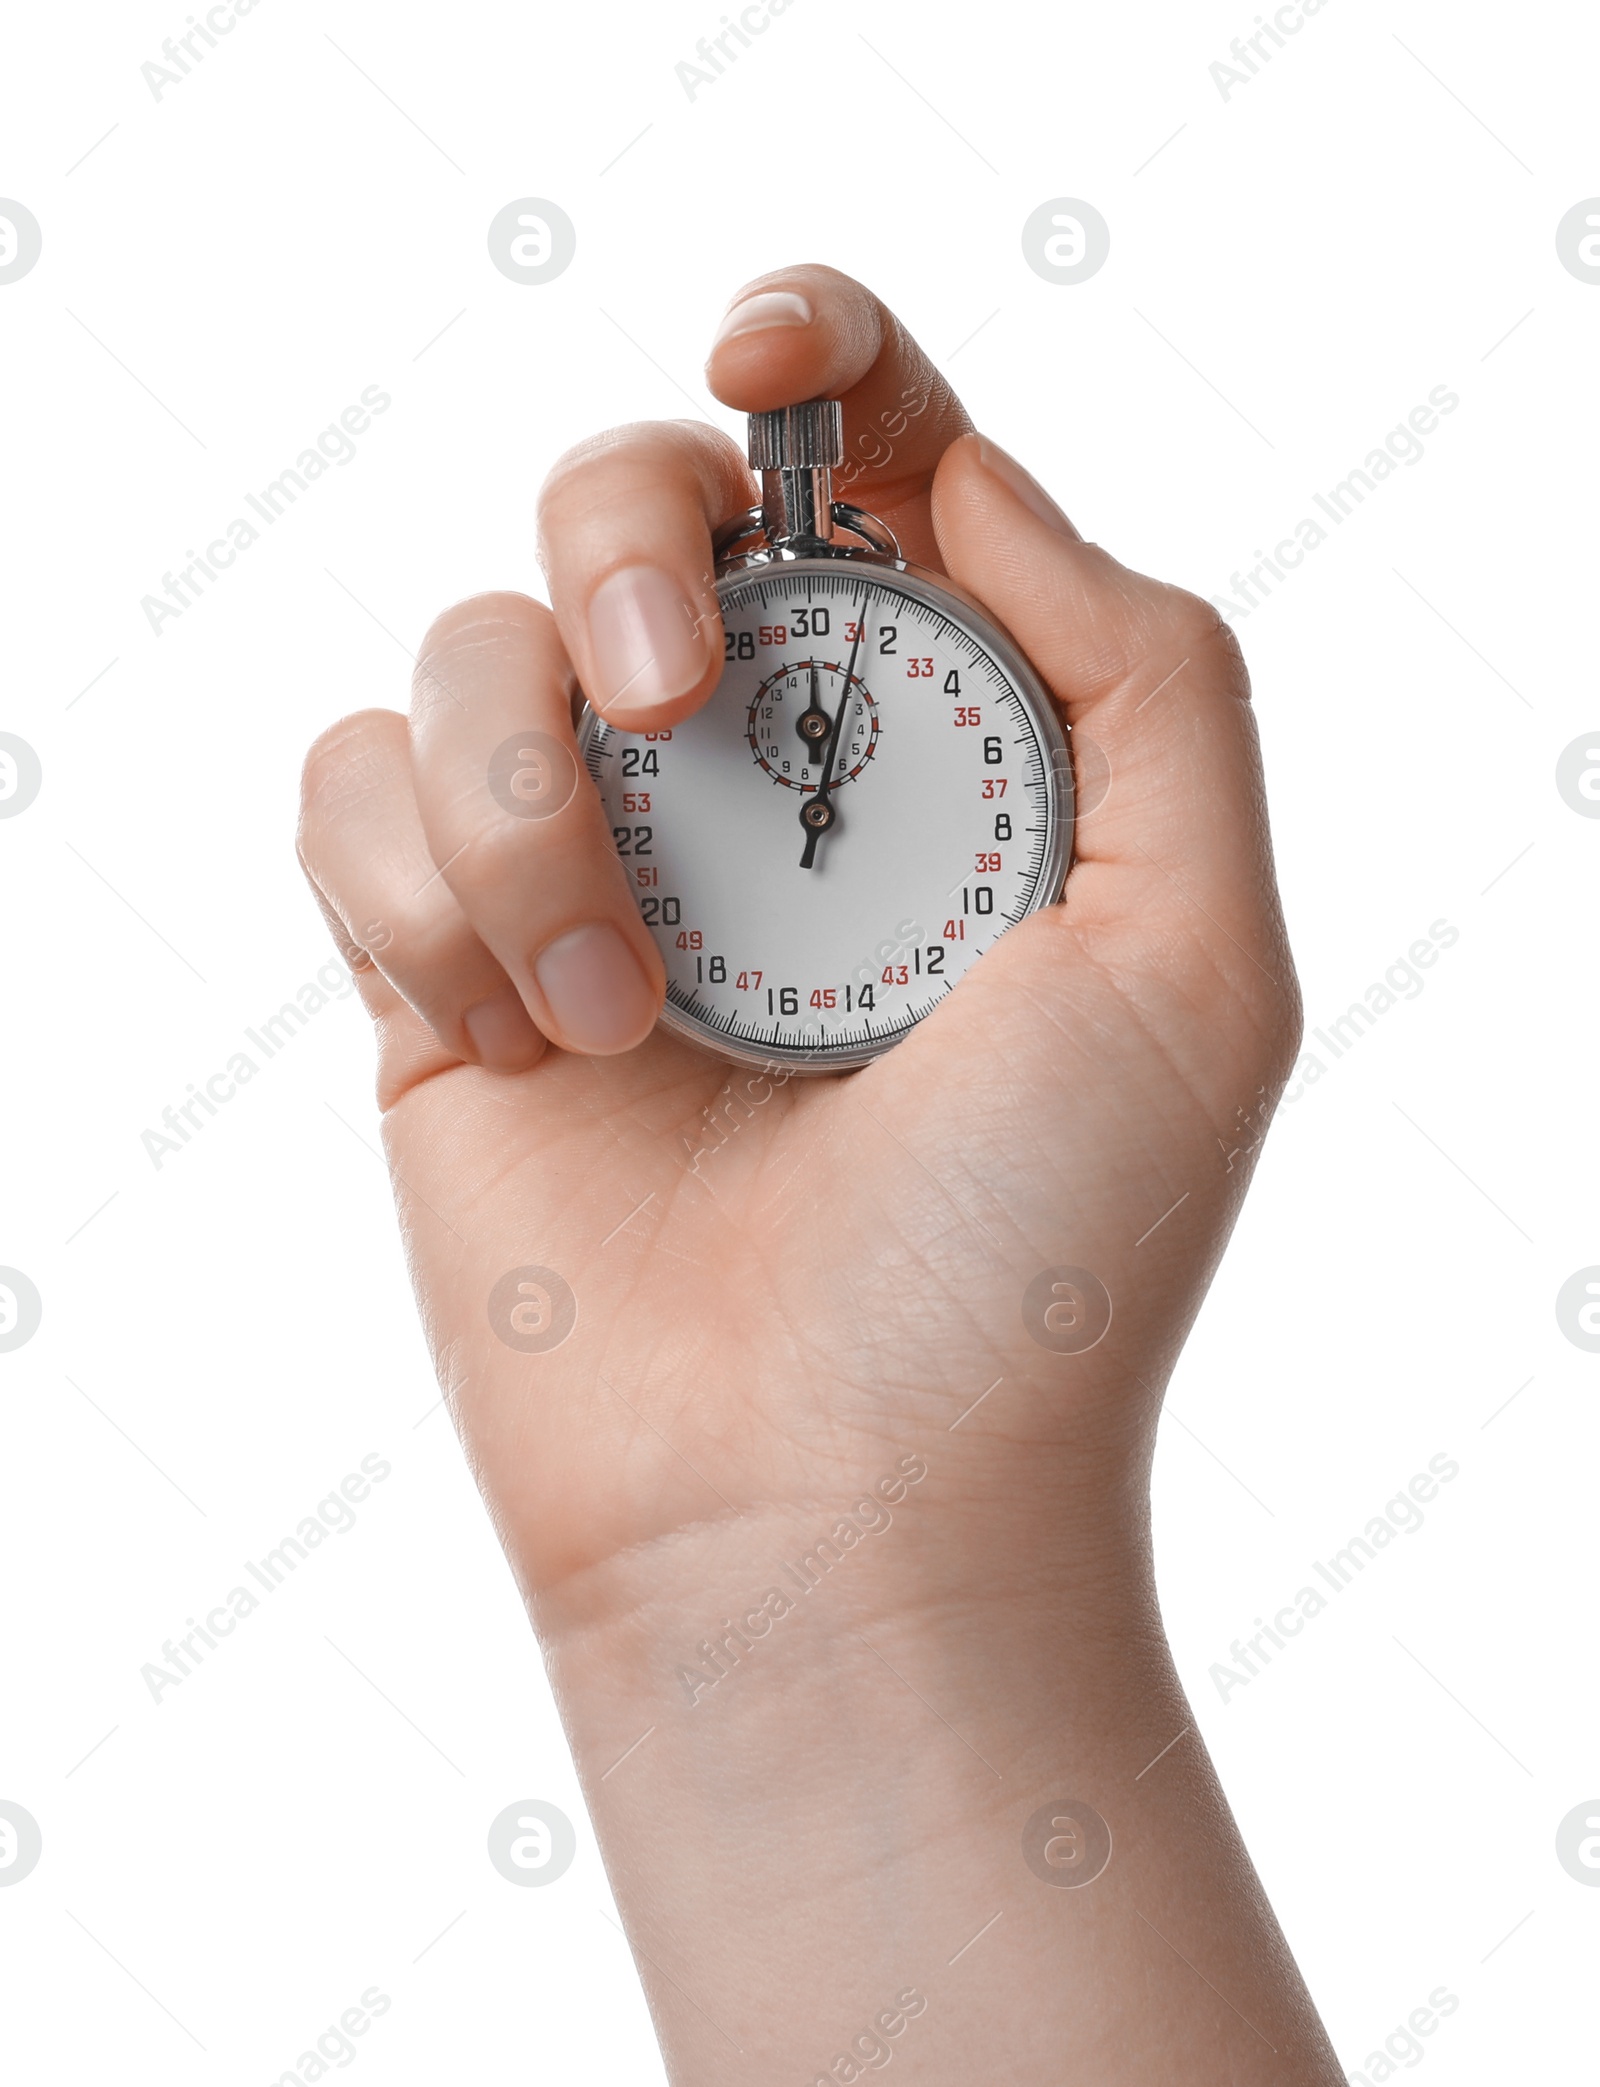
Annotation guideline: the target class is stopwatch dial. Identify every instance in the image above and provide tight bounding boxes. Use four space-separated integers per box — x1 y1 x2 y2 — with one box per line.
581 563 1069 1071
747 661 879 790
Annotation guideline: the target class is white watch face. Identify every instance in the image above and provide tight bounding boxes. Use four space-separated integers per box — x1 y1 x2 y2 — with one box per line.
581 558 1072 1071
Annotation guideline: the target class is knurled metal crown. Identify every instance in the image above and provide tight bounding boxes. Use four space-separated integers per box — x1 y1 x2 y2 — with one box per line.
747 400 844 472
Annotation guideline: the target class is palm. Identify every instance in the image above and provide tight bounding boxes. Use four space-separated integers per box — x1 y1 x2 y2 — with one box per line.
378 878 1265 1596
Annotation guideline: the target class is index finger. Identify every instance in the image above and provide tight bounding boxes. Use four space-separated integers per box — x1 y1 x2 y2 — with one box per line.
704 264 973 571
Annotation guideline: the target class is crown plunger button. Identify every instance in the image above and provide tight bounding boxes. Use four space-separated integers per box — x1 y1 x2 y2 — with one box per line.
750 400 844 547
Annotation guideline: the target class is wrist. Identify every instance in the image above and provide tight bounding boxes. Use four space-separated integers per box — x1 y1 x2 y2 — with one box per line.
527 1427 1157 1674
521 1457 1335 2085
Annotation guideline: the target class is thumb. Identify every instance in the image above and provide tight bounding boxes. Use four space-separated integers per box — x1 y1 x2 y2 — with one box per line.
930 432 1292 1006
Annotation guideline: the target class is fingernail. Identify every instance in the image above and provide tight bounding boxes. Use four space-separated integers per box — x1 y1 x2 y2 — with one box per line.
586 565 709 711
713 289 813 346
463 985 543 1071
533 924 657 1056
975 435 1081 540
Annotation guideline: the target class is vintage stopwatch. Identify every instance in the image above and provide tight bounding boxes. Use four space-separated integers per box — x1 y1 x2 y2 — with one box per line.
578 400 1074 1072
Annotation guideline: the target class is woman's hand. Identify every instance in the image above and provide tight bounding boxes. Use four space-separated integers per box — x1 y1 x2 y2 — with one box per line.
296 265 1337 2086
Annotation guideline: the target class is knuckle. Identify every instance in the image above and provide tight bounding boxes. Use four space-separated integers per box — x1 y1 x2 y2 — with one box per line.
412 594 564 727
535 421 749 550
376 892 470 977
1265 950 1306 1074
299 708 399 822
439 807 552 901
543 419 738 493
1227 933 1304 1096
416 589 552 670
537 425 666 529
425 734 597 883
1158 586 1251 693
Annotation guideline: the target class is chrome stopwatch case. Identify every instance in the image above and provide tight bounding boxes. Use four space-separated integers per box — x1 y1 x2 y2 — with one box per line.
578 399 1073 1072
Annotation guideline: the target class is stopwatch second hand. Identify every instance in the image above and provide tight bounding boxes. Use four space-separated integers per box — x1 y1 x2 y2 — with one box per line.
798 597 868 870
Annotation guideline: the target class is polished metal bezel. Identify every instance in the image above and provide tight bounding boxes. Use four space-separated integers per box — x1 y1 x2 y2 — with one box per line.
577 541 1074 1076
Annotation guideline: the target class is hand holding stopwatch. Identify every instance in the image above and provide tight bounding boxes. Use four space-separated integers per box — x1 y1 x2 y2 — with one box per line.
578 399 1073 1072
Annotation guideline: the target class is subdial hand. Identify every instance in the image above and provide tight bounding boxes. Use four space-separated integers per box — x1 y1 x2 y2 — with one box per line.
795 659 831 759
799 598 869 869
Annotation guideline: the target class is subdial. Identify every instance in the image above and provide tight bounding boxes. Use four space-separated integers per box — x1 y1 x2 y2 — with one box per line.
746 660 879 790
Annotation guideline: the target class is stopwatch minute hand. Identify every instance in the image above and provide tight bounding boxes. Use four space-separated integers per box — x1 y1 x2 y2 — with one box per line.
798 600 868 869
796 659 830 754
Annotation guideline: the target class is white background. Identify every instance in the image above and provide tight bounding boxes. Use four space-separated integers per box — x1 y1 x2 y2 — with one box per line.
2 0 1596 2080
